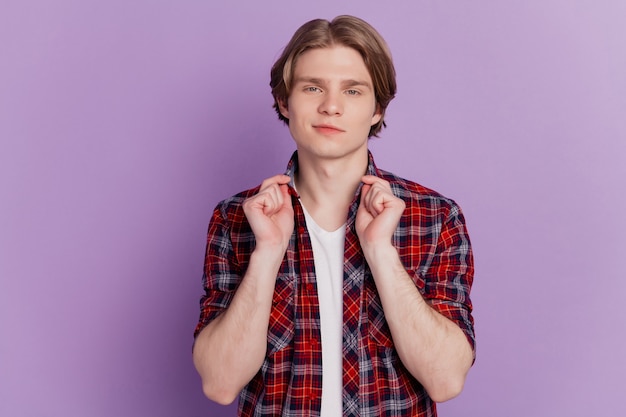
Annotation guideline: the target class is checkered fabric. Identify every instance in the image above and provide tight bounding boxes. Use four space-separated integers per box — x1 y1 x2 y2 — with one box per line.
195 151 475 416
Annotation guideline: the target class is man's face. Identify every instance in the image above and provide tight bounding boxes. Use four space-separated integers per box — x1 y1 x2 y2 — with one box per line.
278 46 381 162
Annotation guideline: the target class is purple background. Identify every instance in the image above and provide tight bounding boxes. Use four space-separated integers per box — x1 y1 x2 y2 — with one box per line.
1 1 625 416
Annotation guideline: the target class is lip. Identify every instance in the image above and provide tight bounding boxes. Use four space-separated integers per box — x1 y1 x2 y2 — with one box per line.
313 124 345 134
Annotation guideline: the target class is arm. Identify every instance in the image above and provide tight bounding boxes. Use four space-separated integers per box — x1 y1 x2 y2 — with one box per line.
193 175 294 405
356 176 474 403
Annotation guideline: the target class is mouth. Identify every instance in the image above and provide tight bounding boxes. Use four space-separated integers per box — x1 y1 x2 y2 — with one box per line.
313 124 345 135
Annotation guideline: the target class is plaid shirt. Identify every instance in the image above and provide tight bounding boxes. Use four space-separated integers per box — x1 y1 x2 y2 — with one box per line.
195 151 475 417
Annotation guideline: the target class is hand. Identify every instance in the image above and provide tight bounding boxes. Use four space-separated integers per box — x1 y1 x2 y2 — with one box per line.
356 175 406 252
242 174 294 252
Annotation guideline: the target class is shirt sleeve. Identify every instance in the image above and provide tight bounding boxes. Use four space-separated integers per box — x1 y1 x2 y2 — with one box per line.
194 203 242 339
422 201 476 357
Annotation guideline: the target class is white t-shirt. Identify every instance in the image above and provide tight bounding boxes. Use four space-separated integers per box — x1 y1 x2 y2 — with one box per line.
301 204 345 417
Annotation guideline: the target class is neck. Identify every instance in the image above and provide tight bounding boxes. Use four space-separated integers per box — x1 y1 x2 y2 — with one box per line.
295 149 368 231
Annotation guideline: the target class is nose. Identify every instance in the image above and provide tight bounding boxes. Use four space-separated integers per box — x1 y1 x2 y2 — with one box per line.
318 91 343 116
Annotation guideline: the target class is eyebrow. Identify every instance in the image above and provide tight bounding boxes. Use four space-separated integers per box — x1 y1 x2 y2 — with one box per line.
293 77 373 89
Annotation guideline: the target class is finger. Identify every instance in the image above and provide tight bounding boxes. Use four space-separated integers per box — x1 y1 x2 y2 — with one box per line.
245 184 280 215
259 174 291 191
264 186 282 215
359 183 379 217
359 184 372 208
267 182 291 215
279 184 293 209
363 182 385 214
364 181 401 217
368 187 386 216
257 175 291 214
361 175 390 189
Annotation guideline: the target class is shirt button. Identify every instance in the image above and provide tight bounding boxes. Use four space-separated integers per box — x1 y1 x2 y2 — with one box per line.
307 391 319 401
306 283 315 293
309 338 319 348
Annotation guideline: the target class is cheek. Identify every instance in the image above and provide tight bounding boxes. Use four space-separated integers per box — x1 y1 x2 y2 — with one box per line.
360 104 380 124
283 99 304 121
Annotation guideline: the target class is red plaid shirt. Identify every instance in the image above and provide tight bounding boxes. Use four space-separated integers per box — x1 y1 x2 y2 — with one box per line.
195 151 475 417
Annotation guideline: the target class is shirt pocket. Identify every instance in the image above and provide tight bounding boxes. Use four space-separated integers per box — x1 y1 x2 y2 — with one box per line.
267 274 295 355
366 281 394 349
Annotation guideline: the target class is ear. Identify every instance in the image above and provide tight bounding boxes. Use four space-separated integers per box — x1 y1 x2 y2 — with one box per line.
370 105 382 126
277 98 289 119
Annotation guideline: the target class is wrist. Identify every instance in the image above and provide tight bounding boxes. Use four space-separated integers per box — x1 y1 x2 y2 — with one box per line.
250 243 287 267
362 242 398 267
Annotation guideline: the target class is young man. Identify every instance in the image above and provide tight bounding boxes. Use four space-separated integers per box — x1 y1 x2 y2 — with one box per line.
193 15 475 417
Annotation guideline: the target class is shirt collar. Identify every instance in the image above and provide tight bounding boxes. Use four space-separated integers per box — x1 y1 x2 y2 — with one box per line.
284 150 380 191
283 151 381 226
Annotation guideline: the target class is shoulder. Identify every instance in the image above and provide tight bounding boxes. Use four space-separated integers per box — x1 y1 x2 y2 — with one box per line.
377 168 462 217
378 169 465 228
211 185 261 224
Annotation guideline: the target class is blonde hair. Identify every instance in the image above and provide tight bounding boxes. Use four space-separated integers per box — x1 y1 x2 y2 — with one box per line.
270 15 397 137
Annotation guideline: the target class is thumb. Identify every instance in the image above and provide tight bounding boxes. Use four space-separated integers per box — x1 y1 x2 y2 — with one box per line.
358 184 371 215
279 184 293 209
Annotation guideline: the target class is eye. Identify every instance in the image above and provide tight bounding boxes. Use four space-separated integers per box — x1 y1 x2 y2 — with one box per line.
305 86 322 93
346 89 361 96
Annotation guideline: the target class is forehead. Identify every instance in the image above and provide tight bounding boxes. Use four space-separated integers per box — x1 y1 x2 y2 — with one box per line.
292 45 372 83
